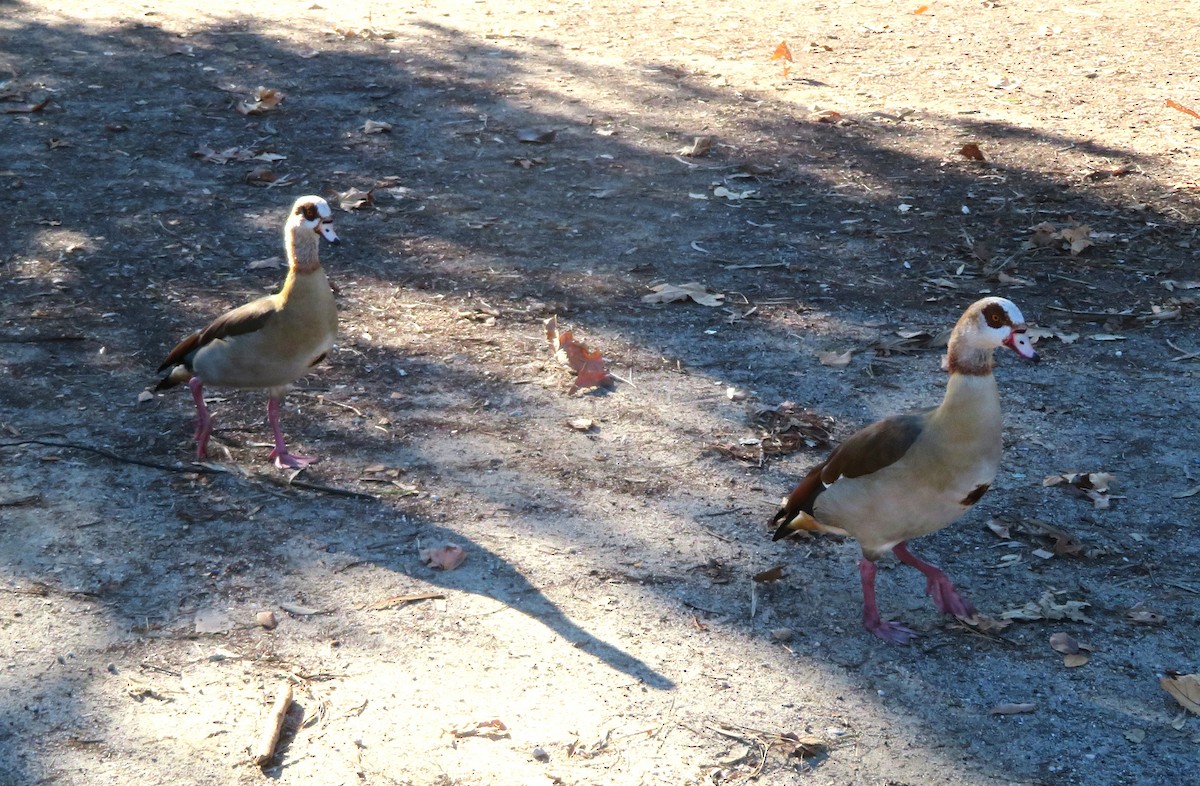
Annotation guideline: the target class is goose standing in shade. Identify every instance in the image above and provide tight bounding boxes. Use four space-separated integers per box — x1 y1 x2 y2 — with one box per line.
155 195 340 468
771 297 1038 644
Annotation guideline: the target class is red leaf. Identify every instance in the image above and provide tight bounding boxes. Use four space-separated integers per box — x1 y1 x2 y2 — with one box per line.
958 143 986 161
1167 99 1200 120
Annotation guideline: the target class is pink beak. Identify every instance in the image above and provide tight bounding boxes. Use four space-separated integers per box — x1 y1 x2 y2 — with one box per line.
1004 327 1038 361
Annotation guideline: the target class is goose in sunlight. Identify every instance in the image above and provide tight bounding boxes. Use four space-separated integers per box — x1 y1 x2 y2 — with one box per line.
154 195 340 469
771 297 1039 643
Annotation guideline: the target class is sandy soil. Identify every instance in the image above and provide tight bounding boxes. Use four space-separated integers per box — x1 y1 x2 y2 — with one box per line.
2 1 1199 784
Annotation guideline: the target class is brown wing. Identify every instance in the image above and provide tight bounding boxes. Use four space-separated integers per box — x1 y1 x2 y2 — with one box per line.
156 296 278 373
771 412 927 540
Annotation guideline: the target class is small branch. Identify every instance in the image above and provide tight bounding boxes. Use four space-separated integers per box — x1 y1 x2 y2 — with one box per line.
0 334 87 343
0 439 378 501
252 681 294 767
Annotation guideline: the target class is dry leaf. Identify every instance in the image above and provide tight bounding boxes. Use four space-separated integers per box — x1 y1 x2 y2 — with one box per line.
958 143 985 161
771 41 794 63
1126 609 1166 625
544 315 614 392
516 127 556 144
713 186 757 201
1166 99 1200 121
753 565 785 583
237 86 284 115
642 282 725 307
420 545 467 571
1161 673 1200 715
958 612 1013 634
1124 728 1147 743
1000 590 1093 623
678 136 713 157
444 719 510 739
245 166 277 185
913 4 930 14
338 187 375 211
365 591 444 610
1063 653 1090 668
990 703 1036 715
136 390 154 404
817 349 853 368
779 732 826 758
567 417 594 432
0 96 51 114
362 120 392 134
248 256 283 270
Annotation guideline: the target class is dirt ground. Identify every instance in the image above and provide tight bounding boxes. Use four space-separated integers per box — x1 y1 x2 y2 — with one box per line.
2 0 1200 784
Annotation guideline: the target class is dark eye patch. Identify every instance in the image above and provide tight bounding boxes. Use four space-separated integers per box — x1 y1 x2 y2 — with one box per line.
982 302 1008 328
297 203 320 221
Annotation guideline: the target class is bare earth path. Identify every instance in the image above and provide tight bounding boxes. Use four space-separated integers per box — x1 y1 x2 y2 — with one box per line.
2 1 1199 784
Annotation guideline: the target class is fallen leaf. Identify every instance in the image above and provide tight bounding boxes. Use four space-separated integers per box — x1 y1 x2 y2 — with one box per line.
817 349 853 368
1000 590 1093 623
753 565 785 583
958 612 1013 633
444 719 510 739
0 96 51 114
678 135 713 157
642 282 725 307
913 4 930 14
278 602 329 616
750 402 835 456
237 86 284 115
194 609 233 634
543 316 613 392
1050 631 1093 665
990 703 1036 715
338 187 374 211
136 390 154 404
1126 609 1167 625
713 186 757 201
779 732 826 758
1161 673 1200 715
420 545 467 571
1167 99 1200 121
771 41 794 63
248 256 283 270
1063 653 1090 668
816 110 844 124
516 127 556 144
567 417 595 432
1124 728 1147 744
245 166 277 184
365 591 444 610
958 143 985 161
362 119 392 134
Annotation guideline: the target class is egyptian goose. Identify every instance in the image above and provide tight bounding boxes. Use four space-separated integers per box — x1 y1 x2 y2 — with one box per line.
771 297 1038 644
155 195 339 468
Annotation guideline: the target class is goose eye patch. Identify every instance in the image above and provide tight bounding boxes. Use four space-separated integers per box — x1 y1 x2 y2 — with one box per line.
982 303 1008 328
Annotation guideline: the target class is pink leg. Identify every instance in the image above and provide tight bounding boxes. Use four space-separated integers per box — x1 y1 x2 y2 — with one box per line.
893 541 976 618
266 396 318 469
858 558 917 644
188 377 213 461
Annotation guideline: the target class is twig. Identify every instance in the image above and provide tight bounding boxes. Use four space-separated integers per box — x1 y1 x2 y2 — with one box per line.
0 439 378 500
0 495 42 507
0 334 87 343
1165 338 1200 362
252 681 294 767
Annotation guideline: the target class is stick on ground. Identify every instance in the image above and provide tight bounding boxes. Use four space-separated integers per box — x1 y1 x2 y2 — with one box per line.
252 681 294 767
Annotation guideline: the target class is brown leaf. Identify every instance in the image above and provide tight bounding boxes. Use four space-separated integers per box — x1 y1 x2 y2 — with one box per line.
990 703 1036 715
245 166 277 184
237 86 284 116
779 732 826 757
1166 99 1200 121
1161 673 1200 715
544 316 614 392
753 565 786 583
771 41 794 63
420 545 467 571
958 143 985 161
1049 631 1088 655
1063 653 1090 668
642 282 725 307
958 612 1013 634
